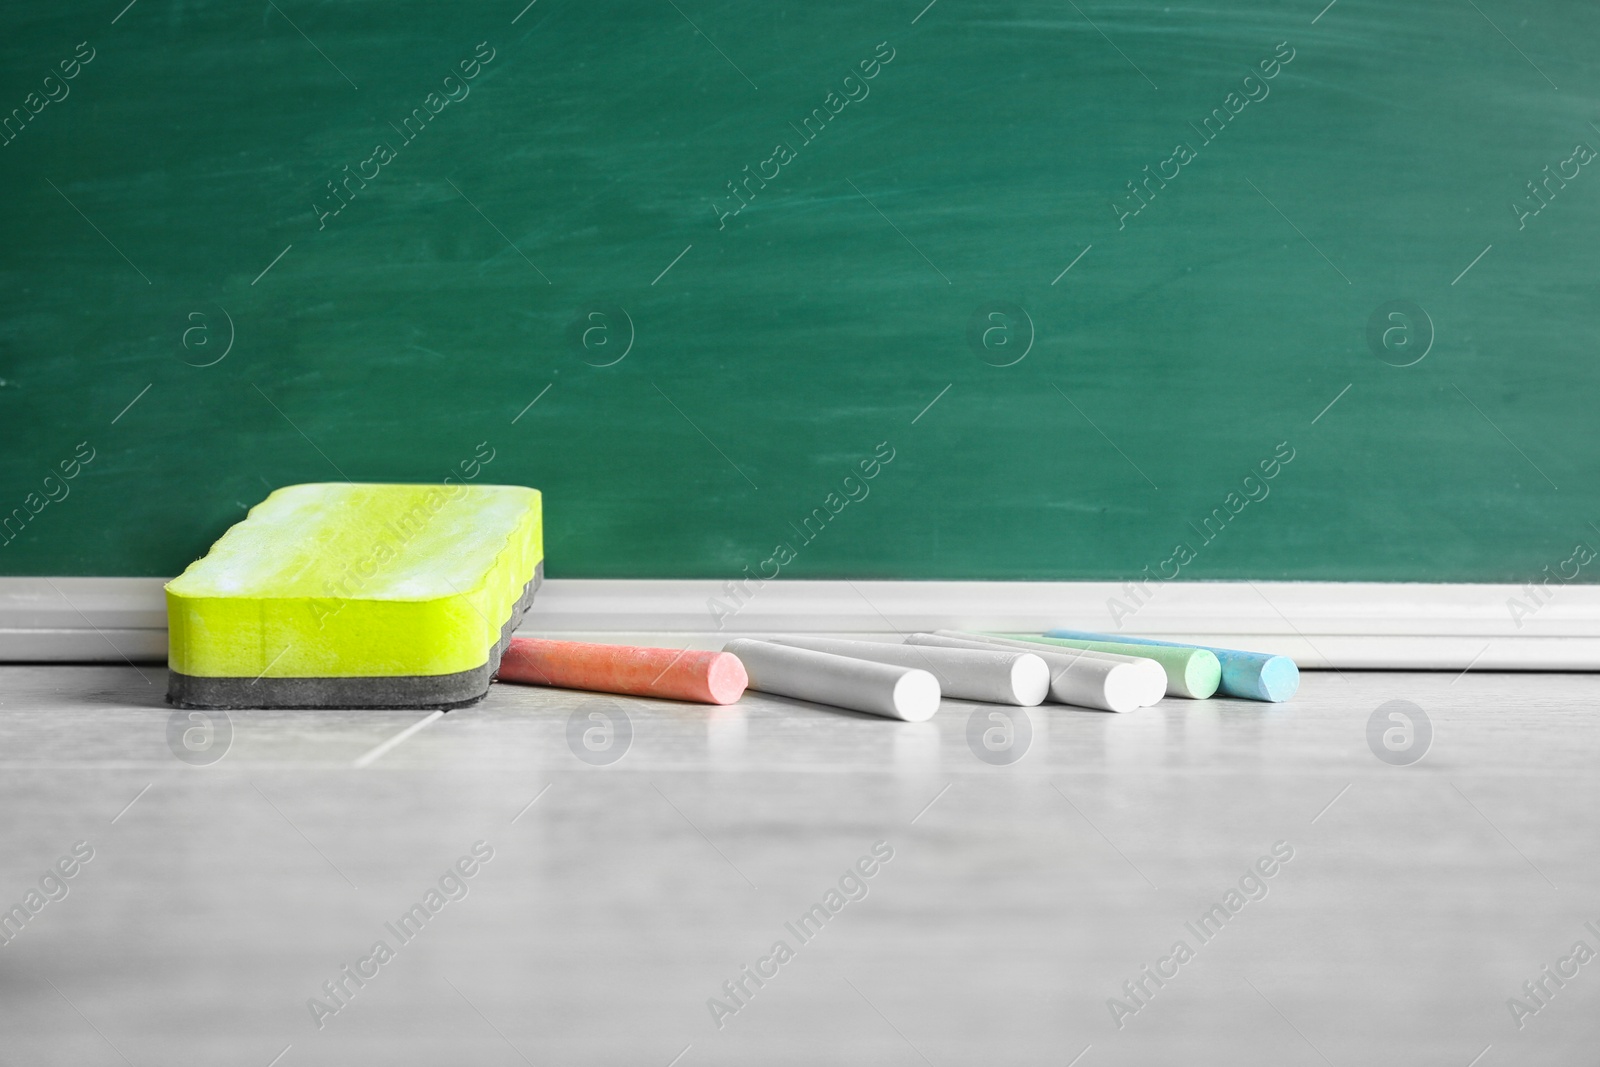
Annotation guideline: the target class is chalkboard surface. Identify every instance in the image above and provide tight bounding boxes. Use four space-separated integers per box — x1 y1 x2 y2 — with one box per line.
2 0 1596 583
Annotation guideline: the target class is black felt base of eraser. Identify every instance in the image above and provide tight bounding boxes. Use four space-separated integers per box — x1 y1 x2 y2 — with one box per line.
166 564 541 710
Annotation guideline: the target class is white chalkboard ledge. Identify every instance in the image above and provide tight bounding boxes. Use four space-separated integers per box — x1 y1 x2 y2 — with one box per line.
1 577 1597 670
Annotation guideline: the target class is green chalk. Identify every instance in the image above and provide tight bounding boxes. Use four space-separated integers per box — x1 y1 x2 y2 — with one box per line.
165 482 543 709
1045 629 1297 702
991 633 1221 699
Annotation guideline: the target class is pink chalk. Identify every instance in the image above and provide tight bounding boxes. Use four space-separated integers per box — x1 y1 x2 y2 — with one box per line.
497 637 747 705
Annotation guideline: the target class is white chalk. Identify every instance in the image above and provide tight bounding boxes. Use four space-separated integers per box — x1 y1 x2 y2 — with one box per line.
906 633 1157 713
933 631 1168 706
723 639 940 722
769 636 1048 706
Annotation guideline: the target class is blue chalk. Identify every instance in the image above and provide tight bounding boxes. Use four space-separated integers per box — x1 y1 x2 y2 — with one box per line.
1044 629 1299 703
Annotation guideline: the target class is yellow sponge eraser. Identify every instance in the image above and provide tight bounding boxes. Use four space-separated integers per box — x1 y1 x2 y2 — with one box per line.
165 482 543 709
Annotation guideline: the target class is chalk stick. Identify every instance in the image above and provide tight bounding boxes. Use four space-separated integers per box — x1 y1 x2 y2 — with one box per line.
930 631 1167 708
769 636 1048 706
497 637 747 705
988 633 1221 699
166 483 543 709
723 640 940 722
1045 629 1298 702
905 633 1155 713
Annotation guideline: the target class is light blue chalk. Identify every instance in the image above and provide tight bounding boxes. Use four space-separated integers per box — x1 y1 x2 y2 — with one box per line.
1044 629 1299 703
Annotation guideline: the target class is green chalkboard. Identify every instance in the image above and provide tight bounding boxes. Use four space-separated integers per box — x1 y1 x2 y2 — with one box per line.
2 0 1596 582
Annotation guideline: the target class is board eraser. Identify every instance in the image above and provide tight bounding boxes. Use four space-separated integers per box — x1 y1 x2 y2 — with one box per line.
165 482 543 710
497 637 747 704
769 636 1049 706
987 633 1222 699
906 633 1159 713
722 639 940 722
1045 629 1299 702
